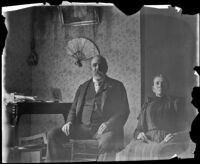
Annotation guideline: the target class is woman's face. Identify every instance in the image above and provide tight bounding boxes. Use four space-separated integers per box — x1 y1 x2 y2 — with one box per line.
152 76 168 97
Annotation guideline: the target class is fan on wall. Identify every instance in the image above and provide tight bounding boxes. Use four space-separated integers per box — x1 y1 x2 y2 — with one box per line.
66 37 100 67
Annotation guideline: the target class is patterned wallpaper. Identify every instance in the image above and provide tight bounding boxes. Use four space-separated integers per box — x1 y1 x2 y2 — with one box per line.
30 6 141 142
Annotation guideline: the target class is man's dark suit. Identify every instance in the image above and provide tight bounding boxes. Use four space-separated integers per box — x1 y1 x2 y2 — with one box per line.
46 76 130 161
67 76 130 132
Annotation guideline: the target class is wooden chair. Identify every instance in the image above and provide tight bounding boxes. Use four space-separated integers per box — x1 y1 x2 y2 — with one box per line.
14 133 47 163
63 139 119 162
63 139 99 162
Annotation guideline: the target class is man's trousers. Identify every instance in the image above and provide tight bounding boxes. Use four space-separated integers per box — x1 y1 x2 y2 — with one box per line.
46 124 119 162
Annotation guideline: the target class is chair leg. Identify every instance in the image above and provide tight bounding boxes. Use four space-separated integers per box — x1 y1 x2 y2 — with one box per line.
70 143 74 162
97 151 116 161
96 148 102 161
95 154 99 161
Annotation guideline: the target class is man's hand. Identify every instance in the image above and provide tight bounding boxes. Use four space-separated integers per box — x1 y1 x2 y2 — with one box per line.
97 123 108 135
137 132 149 142
163 133 174 143
62 122 72 136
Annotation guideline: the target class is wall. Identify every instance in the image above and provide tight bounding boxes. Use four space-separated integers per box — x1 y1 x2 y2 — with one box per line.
30 6 141 143
3 8 33 137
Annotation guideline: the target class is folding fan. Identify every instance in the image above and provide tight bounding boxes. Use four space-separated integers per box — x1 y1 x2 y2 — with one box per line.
66 37 100 67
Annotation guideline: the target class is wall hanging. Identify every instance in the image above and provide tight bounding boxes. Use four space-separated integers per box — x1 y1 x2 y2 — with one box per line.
59 6 101 26
65 37 100 67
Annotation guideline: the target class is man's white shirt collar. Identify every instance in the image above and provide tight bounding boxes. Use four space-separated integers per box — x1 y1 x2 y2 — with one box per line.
92 77 105 93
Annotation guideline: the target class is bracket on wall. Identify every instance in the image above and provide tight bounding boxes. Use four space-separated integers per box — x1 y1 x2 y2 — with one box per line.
27 11 38 66
27 49 38 66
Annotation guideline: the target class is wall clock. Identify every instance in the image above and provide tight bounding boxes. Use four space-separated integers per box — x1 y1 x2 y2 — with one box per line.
66 37 100 67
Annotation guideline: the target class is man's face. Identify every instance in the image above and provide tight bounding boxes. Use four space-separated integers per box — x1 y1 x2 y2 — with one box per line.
91 56 105 80
152 76 168 97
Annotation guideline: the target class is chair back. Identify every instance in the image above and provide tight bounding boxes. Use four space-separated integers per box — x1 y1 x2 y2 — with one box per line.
18 133 47 162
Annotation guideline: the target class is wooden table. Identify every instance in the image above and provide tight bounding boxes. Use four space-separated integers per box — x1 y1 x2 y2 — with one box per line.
5 102 72 162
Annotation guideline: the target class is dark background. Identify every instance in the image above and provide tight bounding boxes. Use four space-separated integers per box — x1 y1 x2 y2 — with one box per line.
141 7 196 102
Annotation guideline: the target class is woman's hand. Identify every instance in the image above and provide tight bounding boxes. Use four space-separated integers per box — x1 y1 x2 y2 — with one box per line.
137 132 149 142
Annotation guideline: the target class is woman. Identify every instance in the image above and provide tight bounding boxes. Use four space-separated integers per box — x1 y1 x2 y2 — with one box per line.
116 74 192 160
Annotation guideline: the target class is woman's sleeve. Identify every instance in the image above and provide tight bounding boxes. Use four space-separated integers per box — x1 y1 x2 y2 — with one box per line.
133 102 148 139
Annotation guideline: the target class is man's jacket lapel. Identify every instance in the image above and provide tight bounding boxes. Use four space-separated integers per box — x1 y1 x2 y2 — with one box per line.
76 79 91 115
101 77 112 111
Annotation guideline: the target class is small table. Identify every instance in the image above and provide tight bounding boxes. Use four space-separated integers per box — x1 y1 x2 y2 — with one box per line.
6 102 72 162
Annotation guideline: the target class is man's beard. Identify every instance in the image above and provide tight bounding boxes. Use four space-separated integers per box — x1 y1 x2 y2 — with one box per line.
93 71 105 80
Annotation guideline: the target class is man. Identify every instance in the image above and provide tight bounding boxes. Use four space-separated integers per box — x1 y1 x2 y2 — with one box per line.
46 55 130 162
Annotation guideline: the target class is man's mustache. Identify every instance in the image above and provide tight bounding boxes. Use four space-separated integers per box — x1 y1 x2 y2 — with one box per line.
94 70 105 75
